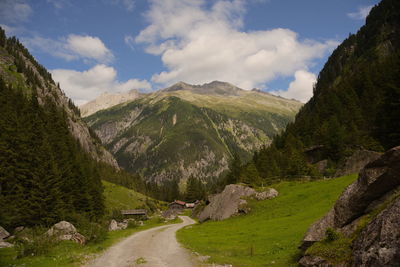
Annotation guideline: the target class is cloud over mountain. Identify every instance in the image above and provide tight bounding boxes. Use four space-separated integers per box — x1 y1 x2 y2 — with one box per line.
135 0 337 93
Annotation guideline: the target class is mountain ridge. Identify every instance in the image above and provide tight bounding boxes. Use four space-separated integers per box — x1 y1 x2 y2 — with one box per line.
85 81 302 184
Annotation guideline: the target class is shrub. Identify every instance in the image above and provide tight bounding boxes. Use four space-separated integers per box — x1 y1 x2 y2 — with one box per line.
325 228 340 242
127 220 138 229
77 220 108 244
14 227 56 258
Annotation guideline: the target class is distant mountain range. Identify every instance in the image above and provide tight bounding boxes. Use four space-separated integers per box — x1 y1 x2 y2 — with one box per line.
83 81 302 183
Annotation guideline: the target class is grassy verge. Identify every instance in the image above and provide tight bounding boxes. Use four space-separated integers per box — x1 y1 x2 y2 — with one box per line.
177 174 357 267
0 213 181 267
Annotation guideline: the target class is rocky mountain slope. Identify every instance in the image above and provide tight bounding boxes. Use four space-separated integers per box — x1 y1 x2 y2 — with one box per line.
80 89 140 117
84 81 302 183
300 146 400 266
0 34 117 167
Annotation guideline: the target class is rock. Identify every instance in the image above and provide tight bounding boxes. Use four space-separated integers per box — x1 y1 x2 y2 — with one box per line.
109 219 119 231
198 184 257 222
353 198 400 266
333 146 400 227
46 221 85 244
117 221 128 230
137 221 144 226
46 221 77 236
14 226 24 233
0 241 14 248
300 209 335 251
335 150 382 177
0 226 10 240
299 146 400 266
299 255 334 267
254 188 279 200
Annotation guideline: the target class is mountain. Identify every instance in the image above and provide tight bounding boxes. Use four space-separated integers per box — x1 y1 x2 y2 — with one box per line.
80 89 140 117
231 0 400 184
84 81 302 183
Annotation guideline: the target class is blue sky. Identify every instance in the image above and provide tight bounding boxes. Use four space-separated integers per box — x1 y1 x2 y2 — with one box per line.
0 0 380 104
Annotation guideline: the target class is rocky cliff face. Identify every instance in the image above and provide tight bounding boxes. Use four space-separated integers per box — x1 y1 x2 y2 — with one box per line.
80 89 140 117
299 146 400 266
85 81 302 183
0 40 118 168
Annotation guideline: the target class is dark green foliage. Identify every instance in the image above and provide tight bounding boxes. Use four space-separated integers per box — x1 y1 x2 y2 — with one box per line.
0 78 105 229
225 0 400 183
185 176 206 202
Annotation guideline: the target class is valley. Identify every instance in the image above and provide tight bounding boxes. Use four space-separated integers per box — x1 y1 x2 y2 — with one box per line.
1 0 399 266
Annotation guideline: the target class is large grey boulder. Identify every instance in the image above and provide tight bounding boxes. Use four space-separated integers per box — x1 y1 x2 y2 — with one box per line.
335 150 382 177
333 146 400 227
46 221 86 244
198 184 256 222
299 146 400 265
109 219 119 231
353 198 400 267
0 241 14 248
198 184 278 222
0 226 10 240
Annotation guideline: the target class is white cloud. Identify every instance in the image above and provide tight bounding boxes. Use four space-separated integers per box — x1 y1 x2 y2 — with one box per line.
23 34 114 63
347 5 374 20
135 0 337 94
270 70 316 103
124 35 135 50
0 0 32 23
51 64 152 105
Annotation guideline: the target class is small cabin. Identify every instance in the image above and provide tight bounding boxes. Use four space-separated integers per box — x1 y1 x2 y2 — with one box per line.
120 209 147 217
169 200 186 210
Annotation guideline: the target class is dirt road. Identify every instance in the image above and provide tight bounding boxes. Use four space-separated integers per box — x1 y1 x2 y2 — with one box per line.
86 216 199 267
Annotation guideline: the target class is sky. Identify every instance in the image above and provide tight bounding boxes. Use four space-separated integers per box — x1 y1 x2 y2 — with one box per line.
0 0 380 105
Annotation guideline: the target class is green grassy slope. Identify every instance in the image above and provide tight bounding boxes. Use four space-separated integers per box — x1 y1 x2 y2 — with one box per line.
177 174 357 267
103 180 152 212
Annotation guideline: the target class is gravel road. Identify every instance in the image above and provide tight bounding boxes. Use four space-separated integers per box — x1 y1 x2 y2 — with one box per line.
86 216 199 267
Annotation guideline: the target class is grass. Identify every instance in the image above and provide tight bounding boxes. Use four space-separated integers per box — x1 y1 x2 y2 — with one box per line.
177 174 357 267
103 180 151 212
0 216 182 267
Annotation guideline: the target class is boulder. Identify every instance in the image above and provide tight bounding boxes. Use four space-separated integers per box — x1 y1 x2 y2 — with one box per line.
299 146 400 266
109 219 119 231
46 221 77 236
46 221 86 244
333 146 400 227
0 226 10 240
353 198 400 266
117 221 128 230
254 188 279 200
0 241 14 248
198 184 257 222
14 226 24 233
335 150 382 177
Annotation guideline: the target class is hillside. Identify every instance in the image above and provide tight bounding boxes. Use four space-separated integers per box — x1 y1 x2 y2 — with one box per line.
232 0 400 183
80 89 141 117
177 174 357 266
0 28 137 231
85 81 302 184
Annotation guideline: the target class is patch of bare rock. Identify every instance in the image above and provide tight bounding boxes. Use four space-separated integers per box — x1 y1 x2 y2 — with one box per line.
46 221 86 244
198 184 278 222
299 146 400 266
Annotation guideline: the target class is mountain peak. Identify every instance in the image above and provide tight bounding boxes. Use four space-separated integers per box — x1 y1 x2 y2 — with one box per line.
164 80 242 96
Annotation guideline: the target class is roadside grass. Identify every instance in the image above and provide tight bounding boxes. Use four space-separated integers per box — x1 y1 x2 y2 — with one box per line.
177 174 357 267
0 216 182 267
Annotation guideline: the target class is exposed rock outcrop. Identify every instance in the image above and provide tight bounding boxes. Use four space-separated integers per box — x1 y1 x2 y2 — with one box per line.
108 219 129 231
80 89 141 117
299 146 400 266
334 150 382 177
0 226 10 240
198 185 278 222
46 221 86 244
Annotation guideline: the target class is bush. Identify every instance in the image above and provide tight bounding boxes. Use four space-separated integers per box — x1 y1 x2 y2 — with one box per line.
127 220 138 229
15 228 56 258
76 220 108 244
325 228 340 242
